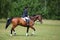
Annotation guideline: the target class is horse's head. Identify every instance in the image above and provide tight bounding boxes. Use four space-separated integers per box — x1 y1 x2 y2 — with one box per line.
30 15 43 24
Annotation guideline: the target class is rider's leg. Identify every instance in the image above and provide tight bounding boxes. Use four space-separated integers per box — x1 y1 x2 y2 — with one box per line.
24 17 30 26
26 19 29 26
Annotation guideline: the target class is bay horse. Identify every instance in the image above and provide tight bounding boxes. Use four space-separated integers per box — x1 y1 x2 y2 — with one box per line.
5 15 42 36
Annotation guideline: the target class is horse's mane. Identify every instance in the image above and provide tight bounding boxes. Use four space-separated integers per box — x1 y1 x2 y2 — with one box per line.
32 15 36 16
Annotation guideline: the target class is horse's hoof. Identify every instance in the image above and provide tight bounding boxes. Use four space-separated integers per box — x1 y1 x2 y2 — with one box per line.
14 33 16 36
31 32 35 36
26 34 29 36
10 34 12 36
26 33 29 36
32 31 35 35
31 34 34 36
13 32 16 36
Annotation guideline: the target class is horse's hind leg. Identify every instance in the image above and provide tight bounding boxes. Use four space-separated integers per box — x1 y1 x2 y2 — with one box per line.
10 26 16 36
10 28 13 36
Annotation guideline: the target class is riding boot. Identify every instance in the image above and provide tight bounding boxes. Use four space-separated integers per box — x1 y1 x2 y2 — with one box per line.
26 19 29 26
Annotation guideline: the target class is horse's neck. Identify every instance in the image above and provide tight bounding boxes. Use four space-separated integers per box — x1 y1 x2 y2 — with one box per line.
32 17 37 22
30 16 38 22
34 18 37 22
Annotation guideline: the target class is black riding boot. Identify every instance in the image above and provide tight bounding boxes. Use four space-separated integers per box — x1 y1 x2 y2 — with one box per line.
26 19 29 26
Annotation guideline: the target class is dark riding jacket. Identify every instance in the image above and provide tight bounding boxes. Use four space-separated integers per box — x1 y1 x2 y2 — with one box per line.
22 9 28 18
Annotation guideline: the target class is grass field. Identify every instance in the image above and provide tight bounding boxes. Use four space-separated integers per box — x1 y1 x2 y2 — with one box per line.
0 20 60 40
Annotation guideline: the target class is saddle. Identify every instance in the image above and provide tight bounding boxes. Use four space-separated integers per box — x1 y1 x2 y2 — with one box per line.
21 17 29 21
21 17 30 26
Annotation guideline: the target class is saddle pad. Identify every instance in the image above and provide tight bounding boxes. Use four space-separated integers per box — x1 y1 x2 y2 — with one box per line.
21 18 26 21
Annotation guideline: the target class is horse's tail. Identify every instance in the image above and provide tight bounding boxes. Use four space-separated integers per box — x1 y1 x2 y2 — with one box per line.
5 18 13 29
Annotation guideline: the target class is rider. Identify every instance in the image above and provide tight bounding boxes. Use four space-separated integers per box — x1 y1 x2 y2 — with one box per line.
22 6 30 26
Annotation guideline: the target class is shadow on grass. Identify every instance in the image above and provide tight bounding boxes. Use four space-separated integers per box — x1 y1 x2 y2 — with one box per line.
13 34 39 37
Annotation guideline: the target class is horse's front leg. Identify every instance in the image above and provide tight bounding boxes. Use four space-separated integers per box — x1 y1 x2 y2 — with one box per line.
13 29 16 36
30 26 36 36
26 26 29 36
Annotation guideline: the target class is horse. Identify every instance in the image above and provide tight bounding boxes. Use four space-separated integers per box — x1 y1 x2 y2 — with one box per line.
5 15 42 36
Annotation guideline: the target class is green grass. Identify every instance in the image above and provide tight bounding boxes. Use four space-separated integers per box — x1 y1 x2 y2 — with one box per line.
0 20 60 40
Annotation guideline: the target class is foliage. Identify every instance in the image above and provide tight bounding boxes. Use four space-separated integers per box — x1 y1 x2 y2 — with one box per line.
0 0 60 20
